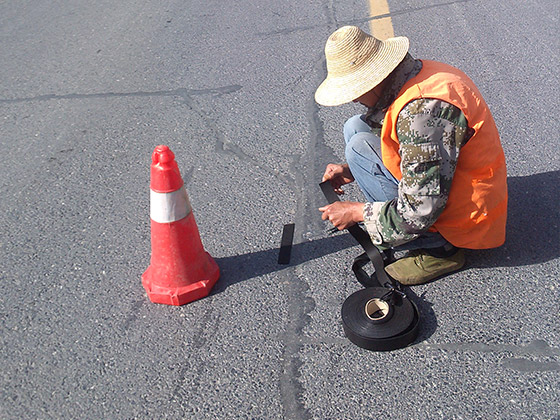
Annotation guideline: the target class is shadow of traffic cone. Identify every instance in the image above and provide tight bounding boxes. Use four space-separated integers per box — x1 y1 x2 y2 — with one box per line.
142 145 220 305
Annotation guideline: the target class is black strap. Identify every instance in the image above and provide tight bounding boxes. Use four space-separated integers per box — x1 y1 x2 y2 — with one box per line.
278 223 295 264
352 252 382 287
319 181 399 291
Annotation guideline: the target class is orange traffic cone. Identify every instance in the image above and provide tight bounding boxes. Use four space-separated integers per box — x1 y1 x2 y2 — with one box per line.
142 145 220 305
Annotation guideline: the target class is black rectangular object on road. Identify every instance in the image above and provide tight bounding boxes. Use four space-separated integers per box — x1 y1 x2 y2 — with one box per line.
278 223 295 265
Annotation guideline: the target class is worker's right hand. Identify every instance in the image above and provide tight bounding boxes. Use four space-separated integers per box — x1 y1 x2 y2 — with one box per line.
322 163 355 195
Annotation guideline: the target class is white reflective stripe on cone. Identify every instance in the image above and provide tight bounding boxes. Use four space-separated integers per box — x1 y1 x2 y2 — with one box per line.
150 186 192 223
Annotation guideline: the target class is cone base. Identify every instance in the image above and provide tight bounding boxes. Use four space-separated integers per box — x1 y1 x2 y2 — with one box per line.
141 255 220 306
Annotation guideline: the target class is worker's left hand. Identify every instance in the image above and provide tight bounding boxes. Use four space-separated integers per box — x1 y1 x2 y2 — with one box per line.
319 201 365 230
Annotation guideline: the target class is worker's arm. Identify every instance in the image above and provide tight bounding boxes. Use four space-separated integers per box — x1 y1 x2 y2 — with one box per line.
319 201 364 230
362 98 469 247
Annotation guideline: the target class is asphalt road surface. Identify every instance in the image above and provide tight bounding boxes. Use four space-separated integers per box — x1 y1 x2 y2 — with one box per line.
1 0 559 419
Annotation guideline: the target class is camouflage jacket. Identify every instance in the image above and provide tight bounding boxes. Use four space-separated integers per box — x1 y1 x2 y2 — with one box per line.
361 54 471 248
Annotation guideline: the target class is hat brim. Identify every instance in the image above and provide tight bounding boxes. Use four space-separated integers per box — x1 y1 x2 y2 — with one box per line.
315 36 409 107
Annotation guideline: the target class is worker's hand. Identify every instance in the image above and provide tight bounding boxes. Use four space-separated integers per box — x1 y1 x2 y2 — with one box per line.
319 201 364 230
322 163 354 195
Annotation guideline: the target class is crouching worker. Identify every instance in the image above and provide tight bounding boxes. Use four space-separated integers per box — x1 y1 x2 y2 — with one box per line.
317 26 507 285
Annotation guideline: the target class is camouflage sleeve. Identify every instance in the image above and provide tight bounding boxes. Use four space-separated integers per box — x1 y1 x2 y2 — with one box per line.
363 98 468 247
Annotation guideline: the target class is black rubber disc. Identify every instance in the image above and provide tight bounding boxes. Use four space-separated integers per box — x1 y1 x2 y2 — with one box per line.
341 287 419 351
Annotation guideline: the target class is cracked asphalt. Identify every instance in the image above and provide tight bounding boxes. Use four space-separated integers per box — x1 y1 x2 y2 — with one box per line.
1 0 558 419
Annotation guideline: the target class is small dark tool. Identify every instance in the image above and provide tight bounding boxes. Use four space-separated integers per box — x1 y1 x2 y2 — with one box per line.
320 181 419 351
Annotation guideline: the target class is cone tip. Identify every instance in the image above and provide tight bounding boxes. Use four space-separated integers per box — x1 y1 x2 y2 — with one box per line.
152 145 175 165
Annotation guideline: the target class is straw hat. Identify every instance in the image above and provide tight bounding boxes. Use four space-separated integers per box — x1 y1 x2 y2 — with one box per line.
315 26 409 106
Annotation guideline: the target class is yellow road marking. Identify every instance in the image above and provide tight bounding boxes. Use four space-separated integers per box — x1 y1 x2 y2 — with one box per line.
368 0 394 39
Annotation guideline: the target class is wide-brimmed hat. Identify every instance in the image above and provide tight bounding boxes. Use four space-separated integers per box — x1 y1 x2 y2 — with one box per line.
315 26 409 106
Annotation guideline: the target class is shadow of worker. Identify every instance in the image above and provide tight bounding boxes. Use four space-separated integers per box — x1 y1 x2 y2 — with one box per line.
468 170 560 268
211 232 357 294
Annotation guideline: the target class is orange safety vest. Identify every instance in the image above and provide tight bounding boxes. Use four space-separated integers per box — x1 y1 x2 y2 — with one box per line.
381 60 507 249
